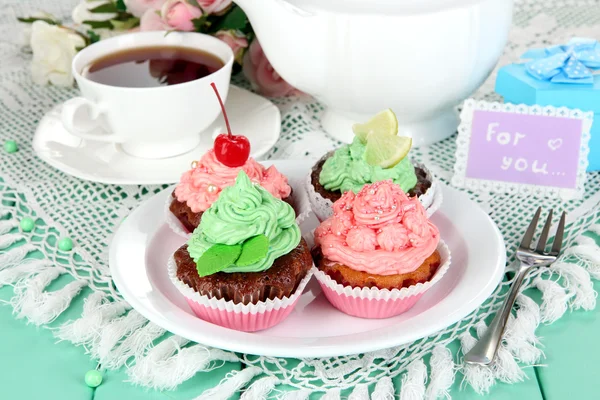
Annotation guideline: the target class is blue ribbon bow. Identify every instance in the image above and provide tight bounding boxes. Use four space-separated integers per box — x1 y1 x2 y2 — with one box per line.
521 37 600 85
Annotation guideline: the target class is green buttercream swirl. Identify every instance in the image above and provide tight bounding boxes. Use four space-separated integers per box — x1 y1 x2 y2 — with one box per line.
187 171 300 274
319 137 418 194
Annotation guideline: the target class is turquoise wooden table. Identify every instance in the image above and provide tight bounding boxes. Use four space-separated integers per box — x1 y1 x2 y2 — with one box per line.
2 276 598 399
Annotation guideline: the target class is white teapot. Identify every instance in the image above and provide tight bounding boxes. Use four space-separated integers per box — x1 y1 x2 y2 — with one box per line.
235 0 513 144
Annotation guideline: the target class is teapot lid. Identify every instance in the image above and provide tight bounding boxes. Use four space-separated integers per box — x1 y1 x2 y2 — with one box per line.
282 0 483 14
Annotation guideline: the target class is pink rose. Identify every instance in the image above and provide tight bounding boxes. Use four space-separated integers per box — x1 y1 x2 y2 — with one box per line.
215 30 248 62
125 0 166 17
140 0 202 31
243 39 299 97
140 8 170 31
161 0 202 31
197 0 232 15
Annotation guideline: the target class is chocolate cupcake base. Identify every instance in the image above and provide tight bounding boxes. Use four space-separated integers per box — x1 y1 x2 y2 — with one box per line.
169 193 203 233
174 238 313 305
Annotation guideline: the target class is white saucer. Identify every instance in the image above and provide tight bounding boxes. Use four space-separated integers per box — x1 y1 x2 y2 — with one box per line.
110 159 506 358
32 86 281 185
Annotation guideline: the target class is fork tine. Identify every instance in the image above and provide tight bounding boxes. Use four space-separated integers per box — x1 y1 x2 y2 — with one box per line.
551 211 567 255
535 209 553 252
520 207 541 249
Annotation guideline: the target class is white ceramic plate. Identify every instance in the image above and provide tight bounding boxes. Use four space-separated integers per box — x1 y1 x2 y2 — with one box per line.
110 160 506 358
32 85 280 185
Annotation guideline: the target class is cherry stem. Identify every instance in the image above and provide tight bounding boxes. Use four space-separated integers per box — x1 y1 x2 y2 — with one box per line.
211 82 232 138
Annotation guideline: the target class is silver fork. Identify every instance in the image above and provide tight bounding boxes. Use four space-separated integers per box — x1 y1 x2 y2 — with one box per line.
464 207 566 365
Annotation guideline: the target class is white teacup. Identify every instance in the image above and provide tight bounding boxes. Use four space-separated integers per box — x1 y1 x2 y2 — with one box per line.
62 31 234 159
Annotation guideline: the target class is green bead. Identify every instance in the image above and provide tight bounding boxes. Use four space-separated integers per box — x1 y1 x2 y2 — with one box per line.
58 237 73 251
84 370 103 388
4 140 17 153
19 217 35 232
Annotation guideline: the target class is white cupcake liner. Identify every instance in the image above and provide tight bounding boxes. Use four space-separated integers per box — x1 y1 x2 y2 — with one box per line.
306 157 442 222
165 177 313 239
164 186 193 238
413 160 442 217
313 240 451 318
168 255 314 331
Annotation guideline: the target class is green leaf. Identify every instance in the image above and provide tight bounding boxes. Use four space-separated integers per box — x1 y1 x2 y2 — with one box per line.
196 243 242 277
116 0 127 12
87 30 101 44
191 15 209 32
82 20 114 29
111 17 139 30
89 3 119 13
17 17 59 25
209 6 248 33
236 235 269 267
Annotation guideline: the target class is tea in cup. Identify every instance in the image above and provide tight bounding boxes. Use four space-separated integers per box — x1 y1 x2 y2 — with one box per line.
62 31 234 159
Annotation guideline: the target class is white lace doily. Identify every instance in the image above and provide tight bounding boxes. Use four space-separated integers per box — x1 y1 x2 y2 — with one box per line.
2 1 600 399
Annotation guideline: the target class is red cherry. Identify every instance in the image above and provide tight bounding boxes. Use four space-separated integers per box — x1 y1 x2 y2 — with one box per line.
210 82 251 167
214 133 251 167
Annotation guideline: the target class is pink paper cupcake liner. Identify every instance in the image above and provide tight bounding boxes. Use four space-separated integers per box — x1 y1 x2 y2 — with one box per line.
306 158 442 222
168 256 314 331
313 240 451 319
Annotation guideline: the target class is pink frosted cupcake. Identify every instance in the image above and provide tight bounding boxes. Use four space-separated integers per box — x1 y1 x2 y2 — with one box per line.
167 82 293 236
168 149 293 235
312 180 451 319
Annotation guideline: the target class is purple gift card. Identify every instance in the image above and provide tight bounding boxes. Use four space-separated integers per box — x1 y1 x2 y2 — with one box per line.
452 100 592 199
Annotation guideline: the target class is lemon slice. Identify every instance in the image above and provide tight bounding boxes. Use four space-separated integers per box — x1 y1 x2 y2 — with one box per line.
352 109 399 143
364 131 412 168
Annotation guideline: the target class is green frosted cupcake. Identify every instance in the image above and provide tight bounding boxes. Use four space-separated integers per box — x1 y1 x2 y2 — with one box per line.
172 171 313 306
306 109 441 221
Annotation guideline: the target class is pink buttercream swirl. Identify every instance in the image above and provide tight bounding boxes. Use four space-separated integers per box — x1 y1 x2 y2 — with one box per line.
315 180 440 276
174 149 291 213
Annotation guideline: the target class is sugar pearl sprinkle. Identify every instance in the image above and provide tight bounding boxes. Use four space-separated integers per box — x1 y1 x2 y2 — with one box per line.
207 184 217 193
190 160 198 169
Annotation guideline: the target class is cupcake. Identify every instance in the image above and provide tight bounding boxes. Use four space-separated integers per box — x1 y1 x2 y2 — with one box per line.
169 149 293 235
307 109 441 221
167 82 293 236
312 179 451 319
169 171 313 331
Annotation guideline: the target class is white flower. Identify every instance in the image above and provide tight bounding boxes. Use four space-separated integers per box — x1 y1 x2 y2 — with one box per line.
19 11 57 46
30 21 86 86
72 0 117 25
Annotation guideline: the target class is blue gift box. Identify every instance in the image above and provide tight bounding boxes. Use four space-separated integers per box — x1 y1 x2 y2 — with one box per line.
495 63 600 171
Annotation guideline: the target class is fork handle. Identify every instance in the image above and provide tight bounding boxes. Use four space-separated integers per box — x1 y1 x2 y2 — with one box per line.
464 264 530 365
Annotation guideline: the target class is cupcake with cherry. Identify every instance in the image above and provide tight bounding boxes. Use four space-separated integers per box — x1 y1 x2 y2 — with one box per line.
168 171 313 332
311 179 451 318
168 83 293 236
307 109 441 221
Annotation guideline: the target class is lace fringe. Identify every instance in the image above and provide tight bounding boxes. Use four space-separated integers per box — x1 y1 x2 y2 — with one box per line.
0 217 598 399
